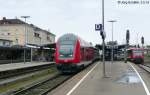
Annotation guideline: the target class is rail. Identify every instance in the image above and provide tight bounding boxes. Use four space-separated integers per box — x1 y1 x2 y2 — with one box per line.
139 64 150 73
11 74 73 95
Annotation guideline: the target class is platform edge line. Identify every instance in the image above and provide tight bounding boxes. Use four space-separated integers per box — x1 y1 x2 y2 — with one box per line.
129 63 150 95
66 63 98 95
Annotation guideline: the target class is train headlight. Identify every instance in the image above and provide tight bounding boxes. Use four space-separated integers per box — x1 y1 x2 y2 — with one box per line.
60 54 63 56
69 54 73 57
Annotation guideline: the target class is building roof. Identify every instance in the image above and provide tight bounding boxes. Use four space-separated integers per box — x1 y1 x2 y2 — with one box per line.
0 17 25 24
30 24 55 36
0 17 56 36
127 48 144 50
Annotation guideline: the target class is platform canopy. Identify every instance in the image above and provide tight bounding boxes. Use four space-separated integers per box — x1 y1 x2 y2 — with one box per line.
95 44 127 50
39 43 56 49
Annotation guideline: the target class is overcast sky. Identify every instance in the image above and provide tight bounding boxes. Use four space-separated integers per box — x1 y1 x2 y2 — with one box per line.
0 0 150 46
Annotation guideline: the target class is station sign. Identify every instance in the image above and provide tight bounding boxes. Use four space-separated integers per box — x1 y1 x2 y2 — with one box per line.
95 24 102 31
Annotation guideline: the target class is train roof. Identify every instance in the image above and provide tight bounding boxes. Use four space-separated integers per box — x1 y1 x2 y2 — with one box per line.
127 48 144 50
58 33 93 47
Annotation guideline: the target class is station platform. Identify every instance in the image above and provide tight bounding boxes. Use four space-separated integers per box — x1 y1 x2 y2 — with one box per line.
0 61 54 72
50 61 149 95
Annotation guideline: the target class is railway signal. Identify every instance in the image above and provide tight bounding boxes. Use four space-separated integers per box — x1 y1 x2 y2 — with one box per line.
141 36 144 48
126 29 130 44
141 36 144 44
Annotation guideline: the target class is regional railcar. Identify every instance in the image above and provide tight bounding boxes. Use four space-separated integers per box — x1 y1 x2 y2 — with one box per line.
55 33 99 72
127 48 144 64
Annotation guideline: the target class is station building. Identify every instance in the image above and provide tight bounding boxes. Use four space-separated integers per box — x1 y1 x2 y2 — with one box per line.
0 17 56 64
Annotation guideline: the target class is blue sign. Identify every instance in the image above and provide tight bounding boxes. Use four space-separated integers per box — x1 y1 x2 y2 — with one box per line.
95 24 102 31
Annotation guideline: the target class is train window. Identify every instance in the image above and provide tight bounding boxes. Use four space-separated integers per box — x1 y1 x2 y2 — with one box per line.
60 40 75 45
127 50 132 56
133 50 143 56
59 45 74 59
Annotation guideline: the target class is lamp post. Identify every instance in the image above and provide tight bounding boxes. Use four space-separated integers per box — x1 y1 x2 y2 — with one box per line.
125 30 130 63
95 0 106 77
108 20 117 64
21 16 30 63
102 0 107 77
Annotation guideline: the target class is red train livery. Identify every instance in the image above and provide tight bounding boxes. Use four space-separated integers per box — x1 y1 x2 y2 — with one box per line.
55 33 99 72
127 48 144 64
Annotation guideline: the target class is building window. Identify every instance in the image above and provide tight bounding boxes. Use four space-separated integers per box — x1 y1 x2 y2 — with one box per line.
3 41 6 46
6 42 10 46
34 33 40 38
16 39 18 44
47 36 50 40
8 33 10 35
47 36 52 42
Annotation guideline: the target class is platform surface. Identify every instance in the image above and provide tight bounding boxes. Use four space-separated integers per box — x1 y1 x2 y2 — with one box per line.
49 61 150 95
0 62 54 72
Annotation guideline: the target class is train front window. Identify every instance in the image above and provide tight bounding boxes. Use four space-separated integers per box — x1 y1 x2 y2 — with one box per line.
59 44 74 59
127 50 132 57
133 50 143 56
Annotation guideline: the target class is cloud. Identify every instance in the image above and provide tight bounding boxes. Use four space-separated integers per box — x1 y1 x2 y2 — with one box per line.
0 0 150 45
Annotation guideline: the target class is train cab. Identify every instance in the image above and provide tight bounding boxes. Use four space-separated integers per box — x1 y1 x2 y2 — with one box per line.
55 33 99 72
127 48 144 64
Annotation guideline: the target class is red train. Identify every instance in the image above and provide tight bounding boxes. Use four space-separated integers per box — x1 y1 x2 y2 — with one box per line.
55 33 99 72
127 48 144 64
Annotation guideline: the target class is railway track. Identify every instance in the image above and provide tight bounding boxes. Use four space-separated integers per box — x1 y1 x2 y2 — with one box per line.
138 64 150 73
11 74 73 95
9 62 97 95
0 64 55 86
0 63 57 95
6 61 98 95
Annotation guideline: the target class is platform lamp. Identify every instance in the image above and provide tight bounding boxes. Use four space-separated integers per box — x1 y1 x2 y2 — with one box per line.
21 16 30 63
101 0 108 77
125 29 130 63
108 20 117 64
